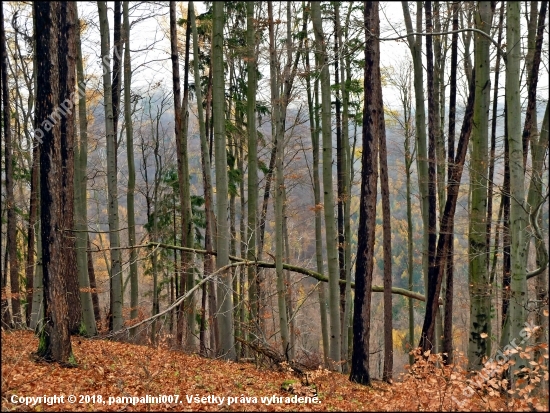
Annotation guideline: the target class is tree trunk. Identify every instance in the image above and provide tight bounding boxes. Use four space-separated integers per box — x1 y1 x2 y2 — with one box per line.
25 123 39 327
484 2 504 358
419 70 476 354
467 1 493 370
2 1 21 327
504 2 529 382
75 6 96 336
442 0 459 365
422 0 439 354
312 0 341 371
122 0 138 331
181 6 197 352
350 1 380 385
402 1 429 296
87 235 101 323
245 1 260 345
35 1 76 362
379 89 393 382
213 1 236 361
190 0 216 356
98 0 123 332
267 0 290 359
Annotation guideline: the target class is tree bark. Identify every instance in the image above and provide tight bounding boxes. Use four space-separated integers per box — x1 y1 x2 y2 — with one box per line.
312 0 341 371
245 1 260 345
75 6 96 336
350 1 380 385
442 0 459 365
419 71 476 354
467 1 493 370
123 0 138 332
98 0 123 332
35 1 76 362
2 1 21 327
213 1 236 360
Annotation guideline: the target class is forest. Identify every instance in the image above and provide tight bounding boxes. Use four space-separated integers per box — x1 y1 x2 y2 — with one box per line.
0 1 549 411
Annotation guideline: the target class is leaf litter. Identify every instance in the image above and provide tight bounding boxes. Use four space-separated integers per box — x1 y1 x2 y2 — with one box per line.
1 330 548 412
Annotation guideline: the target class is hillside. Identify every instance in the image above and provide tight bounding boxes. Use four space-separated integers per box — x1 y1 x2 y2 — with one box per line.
2 331 546 412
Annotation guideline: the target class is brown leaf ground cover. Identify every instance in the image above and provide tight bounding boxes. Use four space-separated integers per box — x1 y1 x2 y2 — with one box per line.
1 330 547 411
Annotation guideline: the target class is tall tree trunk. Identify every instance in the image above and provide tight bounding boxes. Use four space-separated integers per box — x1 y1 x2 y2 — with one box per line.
213 1 236 361
484 2 505 358
503 1 529 381
500 103 511 342
0 3 5 328
35 1 77 362
340 3 354 373
420 70 477 354
190 1 218 356
25 123 39 327
422 0 439 354
379 89 393 383
334 1 346 350
58 1 81 334
305 33 329 366
123 0 138 331
181 6 197 352
2 2 21 327
350 1 380 385
442 0 459 365
312 0 341 371
402 1 429 296
98 0 123 332
75 6 96 336
268 1 290 359
245 1 260 345
467 1 493 370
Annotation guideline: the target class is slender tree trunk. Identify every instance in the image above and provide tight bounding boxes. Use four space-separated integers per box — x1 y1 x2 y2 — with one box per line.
75 7 96 336
340 3 353 373
25 129 39 327
503 2 529 381
500 103 511 342
442 1 459 365
379 92 393 382
402 1 429 296
2 2 21 327
123 0 138 331
181 6 197 352
305 34 329 366
213 2 236 360
467 1 493 370
98 1 123 332
190 0 217 356
422 0 439 354
522 1 547 168
87 235 101 323
350 1 380 385
420 70 477 354
246 1 260 345
484 2 505 358
334 2 346 350
268 1 290 359
0 3 5 328
312 0 341 371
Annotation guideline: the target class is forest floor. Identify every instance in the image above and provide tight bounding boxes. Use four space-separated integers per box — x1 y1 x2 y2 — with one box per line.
1 330 548 412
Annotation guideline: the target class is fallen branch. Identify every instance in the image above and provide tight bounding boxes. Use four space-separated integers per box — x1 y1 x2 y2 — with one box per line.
146 242 433 303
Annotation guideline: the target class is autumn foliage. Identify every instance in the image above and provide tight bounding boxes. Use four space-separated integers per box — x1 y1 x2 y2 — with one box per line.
2 330 548 412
